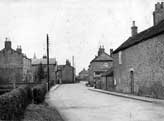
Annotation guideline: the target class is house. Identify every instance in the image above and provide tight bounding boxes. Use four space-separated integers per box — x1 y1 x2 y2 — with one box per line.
113 2 164 98
0 39 32 83
32 56 57 84
88 46 113 87
56 60 75 84
100 68 114 90
78 68 88 81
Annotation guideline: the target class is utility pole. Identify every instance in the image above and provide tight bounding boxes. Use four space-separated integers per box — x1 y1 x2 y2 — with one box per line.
47 34 50 91
72 56 75 83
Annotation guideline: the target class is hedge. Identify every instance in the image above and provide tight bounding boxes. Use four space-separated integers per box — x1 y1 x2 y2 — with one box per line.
33 84 47 104
0 85 32 121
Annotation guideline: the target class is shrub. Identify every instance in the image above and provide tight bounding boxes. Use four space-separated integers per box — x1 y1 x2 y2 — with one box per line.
0 85 32 121
33 84 47 104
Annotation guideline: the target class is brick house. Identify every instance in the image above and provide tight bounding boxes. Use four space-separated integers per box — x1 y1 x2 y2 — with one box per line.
32 56 57 84
88 46 113 87
113 2 164 98
56 60 75 84
0 39 32 83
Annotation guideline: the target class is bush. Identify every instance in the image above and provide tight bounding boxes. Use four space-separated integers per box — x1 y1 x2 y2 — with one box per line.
33 84 47 104
0 85 32 121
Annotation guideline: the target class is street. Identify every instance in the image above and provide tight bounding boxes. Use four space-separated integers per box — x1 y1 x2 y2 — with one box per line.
46 82 164 121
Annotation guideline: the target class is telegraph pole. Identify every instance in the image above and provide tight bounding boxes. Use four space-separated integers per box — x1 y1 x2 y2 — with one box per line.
72 56 75 83
47 34 50 91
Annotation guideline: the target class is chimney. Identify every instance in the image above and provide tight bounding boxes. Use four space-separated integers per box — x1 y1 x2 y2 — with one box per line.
131 21 138 37
153 2 164 26
43 55 47 59
5 38 11 50
98 46 105 56
16 46 22 53
110 49 113 57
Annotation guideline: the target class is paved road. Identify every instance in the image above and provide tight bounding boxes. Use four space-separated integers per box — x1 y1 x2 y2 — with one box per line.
46 82 164 121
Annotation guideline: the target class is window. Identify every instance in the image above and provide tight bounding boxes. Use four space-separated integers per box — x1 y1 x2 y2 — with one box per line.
119 51 122 64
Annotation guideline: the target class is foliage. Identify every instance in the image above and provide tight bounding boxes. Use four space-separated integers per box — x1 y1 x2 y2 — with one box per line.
33 84 47 104
22 104 64 121
0 85 32 121
37 63 45 82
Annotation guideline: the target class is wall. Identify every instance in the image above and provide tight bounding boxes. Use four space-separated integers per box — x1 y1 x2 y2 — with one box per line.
62 65 74 83
100 76 114 90
88 61 113 86
23 57 32 82
31 64 57 83
114 34 164 98
0 49 23 82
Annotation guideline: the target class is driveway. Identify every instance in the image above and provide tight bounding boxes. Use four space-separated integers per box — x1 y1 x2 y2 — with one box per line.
46 82 164 121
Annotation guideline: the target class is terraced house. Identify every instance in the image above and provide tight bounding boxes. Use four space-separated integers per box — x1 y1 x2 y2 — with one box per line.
0 39 32 83
88 46 113 88
113 2 164 98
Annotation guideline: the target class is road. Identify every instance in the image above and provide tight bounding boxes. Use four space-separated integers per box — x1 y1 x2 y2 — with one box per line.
46 82 164 121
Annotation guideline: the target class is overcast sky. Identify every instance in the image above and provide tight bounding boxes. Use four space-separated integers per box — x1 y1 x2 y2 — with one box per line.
0 0 161 73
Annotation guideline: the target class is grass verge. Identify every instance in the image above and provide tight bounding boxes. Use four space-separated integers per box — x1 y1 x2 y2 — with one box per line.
22 103 64 121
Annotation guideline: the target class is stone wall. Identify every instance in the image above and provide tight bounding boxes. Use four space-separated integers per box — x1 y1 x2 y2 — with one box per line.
114 34 164 98
0 49 23 82
0 48 31 83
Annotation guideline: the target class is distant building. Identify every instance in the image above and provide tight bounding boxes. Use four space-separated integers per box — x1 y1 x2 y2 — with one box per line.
113 2 164 98
57 60 75 84
78 68 88 81
32 56 57 84
88 46 113 87
0 39 32 83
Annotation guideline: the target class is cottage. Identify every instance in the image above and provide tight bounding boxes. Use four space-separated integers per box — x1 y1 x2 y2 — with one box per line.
0 39 32 83
32 56 57 84
113 2 164 98
78 68 88 81
88 46 113 87
56 60 75 84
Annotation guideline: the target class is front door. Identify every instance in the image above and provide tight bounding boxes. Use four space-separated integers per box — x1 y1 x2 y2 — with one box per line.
130 70 134 94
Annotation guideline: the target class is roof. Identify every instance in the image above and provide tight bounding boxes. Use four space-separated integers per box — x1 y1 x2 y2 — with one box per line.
101 68 113 77
113 20 164 54
32 58 56 65
0 48 31 60
79 69 88 75
91 52 113 63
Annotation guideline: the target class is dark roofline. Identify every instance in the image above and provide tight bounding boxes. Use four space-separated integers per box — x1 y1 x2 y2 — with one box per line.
0 48 31 61
113 20 164 54
90 52 113 63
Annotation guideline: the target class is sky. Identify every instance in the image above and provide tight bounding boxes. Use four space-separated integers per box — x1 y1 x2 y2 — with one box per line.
0 0 162 74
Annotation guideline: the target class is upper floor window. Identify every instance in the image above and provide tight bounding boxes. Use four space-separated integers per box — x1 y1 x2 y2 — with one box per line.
119 51 122 64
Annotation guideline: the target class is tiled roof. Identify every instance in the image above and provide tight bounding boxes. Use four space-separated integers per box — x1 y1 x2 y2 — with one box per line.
113 20 164 54
32 58 56 65
91 52 113 63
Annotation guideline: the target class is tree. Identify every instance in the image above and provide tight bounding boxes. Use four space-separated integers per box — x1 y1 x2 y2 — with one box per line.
37 63 44 82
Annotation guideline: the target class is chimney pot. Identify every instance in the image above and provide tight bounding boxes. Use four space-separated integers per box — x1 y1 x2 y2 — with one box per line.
131 21 138 37
16 46 22 53
5 39 11 50
153 2 164 25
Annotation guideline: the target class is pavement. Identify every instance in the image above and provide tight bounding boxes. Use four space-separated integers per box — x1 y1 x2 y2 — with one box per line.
46 82 164 121
89 87 164 105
